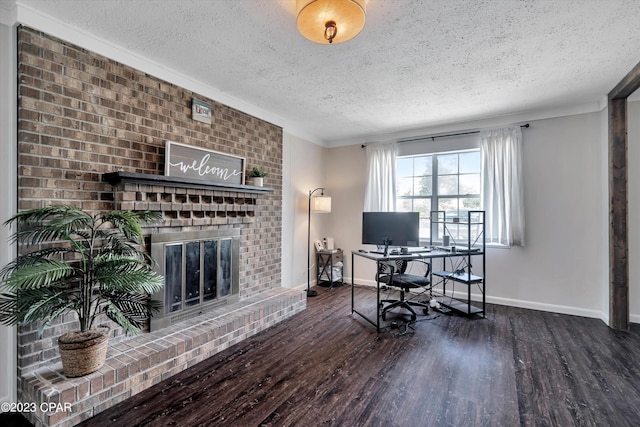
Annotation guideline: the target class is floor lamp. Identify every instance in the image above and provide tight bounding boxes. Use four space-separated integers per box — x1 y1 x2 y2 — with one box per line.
307 187 331 297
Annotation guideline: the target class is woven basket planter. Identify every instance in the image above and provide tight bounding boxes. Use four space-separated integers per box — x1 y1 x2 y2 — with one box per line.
58 326 110 377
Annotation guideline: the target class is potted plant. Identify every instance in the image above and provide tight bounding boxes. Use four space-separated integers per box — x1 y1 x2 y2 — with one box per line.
249 166 268 187
0 206 164 377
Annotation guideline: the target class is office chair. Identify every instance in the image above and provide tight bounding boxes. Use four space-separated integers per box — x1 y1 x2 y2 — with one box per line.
377 259 431 321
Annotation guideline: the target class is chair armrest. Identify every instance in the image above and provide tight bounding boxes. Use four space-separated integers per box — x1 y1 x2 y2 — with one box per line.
376 261 397 282
408 259 431 277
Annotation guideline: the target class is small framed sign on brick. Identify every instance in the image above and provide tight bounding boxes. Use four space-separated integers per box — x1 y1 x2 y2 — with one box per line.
165 141 245 185
192 98 212 124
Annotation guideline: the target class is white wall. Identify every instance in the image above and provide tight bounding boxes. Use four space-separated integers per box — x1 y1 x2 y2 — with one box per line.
326 144 368 282
0 17 18 406
326 112 610 320
629 99 640 322
282 132 330 290
488 113 605 317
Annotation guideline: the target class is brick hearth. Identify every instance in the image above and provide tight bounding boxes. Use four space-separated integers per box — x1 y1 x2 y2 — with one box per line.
21 288 305 427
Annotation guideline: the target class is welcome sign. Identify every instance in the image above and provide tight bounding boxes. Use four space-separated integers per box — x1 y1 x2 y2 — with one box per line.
165 141 245 185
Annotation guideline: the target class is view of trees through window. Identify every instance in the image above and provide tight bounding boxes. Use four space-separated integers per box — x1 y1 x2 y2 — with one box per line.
397 150 480 240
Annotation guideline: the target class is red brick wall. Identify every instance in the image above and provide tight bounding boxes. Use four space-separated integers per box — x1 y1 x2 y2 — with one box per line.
16 25 283 373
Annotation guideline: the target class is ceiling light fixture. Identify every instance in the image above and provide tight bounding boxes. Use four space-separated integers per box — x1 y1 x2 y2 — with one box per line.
296 0 366 45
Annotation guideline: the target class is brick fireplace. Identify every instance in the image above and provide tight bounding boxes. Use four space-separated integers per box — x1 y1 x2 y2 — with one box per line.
15 26 305 427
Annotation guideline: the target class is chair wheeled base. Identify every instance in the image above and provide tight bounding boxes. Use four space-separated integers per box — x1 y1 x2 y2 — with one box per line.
381 291 429 321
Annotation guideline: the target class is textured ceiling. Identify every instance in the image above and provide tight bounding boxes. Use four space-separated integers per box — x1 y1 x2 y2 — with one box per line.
10 0 640 145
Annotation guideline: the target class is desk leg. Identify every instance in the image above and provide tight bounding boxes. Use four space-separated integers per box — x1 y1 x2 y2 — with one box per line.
442 257 447 299
351 252 355 314
351 253 382 333
376 260 380 333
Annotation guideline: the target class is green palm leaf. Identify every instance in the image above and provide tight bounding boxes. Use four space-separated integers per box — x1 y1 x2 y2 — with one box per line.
0 247 75 280
96 262 164 294
103 291 162 335
2 260 75 291
7 206 93 246
0 293 18 325
102 211 162 243
0 287 77 337
21 289 76 324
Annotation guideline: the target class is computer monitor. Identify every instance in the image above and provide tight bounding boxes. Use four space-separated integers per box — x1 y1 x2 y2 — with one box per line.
362 212 420 254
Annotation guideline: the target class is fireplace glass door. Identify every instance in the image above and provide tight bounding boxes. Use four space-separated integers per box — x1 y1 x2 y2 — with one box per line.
151 229 241 330
164 238 234 313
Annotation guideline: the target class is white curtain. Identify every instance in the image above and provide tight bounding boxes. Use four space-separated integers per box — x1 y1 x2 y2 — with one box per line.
364 142 397 212
480 127 525 246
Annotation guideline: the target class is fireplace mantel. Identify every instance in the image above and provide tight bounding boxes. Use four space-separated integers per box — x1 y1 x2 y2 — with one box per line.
103 171 274 194
103 171 272 227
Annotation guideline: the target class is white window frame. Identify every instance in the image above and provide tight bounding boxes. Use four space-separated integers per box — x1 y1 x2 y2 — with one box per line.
396 134 481 243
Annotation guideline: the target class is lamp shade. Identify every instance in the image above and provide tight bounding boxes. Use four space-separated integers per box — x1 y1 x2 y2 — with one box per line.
311 195 332 213
296 0 366 45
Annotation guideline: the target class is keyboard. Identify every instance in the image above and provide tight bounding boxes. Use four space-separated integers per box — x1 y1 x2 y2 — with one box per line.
435 245 481 253
371 247 432 255
404 247 432 253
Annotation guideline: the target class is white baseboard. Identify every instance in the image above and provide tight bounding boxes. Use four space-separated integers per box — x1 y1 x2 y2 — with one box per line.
351 277 612 324
485 295 605 321
325 278 640 326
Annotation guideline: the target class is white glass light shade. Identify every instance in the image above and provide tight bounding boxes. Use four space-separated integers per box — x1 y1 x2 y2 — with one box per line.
296 0 366 45
311 195 332 213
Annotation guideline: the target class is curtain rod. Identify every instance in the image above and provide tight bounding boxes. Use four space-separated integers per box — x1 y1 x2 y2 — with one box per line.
361 123 530 148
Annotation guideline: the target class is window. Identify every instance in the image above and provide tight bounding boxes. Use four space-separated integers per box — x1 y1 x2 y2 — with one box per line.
396 150 480 241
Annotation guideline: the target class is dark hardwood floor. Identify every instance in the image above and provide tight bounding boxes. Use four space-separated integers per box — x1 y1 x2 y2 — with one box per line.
79 284 640 427
8 284 640 426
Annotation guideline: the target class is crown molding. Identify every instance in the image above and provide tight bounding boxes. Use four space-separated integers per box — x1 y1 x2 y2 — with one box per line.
11 2 324 145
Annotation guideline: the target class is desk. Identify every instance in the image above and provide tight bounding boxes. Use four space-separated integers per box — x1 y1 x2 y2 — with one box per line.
351 249 485 332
